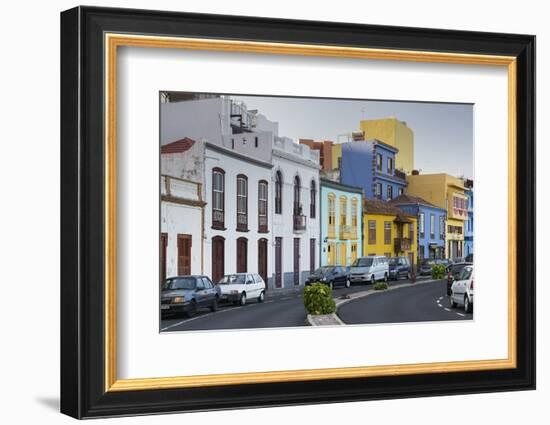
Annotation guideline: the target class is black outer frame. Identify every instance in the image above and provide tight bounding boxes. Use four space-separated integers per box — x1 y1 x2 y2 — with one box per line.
60 6 535 419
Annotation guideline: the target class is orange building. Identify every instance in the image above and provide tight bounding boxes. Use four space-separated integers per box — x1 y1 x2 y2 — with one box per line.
299 139 334 171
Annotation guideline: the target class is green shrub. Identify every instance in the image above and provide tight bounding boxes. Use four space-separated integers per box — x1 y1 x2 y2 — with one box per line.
432 264 446 279
373 282 388 290
303 283 336 315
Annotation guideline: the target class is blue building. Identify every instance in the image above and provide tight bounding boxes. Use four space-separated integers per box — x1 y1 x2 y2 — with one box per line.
319 178 363 267
340 139 407 201
389 194 447 260
464 181 474 259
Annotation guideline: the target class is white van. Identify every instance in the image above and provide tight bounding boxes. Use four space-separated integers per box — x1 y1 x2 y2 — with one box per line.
349 256 389 284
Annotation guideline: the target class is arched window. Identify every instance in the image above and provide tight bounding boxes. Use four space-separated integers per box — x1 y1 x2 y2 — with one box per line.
212 168 225 229
293 175 301 215
236 174 248 231
351 198 358 234
310 180 317 219
328 193 336 237
258 180 268 232
275 170 283 214
340 196 348 227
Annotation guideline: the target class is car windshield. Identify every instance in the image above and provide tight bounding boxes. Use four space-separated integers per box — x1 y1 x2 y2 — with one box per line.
162 277 196 290
388 258 398 266
459 267 473 280
314 267 332 275
218 274 246 285
353 258 373 267
451 264 466 273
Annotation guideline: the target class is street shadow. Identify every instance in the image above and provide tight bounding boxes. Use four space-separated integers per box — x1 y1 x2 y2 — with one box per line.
35 396 59 411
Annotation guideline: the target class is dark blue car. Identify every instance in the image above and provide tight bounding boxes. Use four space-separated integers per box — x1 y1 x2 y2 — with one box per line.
388 256 412 280
160 275 220 317
305 266 351 289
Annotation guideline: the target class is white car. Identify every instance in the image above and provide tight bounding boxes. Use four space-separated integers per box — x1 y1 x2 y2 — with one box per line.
450 265 474 313
349 256 389 284
217 273 266 305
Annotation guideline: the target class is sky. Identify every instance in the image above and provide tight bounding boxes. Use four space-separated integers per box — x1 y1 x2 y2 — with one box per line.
233 95 474 179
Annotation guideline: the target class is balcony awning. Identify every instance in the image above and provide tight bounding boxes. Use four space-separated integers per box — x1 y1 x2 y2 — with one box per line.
394 214 413 224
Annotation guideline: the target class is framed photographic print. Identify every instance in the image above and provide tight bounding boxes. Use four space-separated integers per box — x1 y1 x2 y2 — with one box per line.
60 6 535 419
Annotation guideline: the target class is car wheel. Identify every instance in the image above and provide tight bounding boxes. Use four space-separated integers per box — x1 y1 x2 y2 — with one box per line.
464 295 472 313
449 294 457 308
210 296 218 312
258 291 265 303
186 300 197 317
239 292 247 306
370 275 376 285
345 279 351 288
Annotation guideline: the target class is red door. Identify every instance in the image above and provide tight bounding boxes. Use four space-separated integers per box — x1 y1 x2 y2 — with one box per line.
275 237 282 288
294 238 300 285
177 234 192 276
160 233 168 283
258 238 268 285
236 238 248 273
212 236 225 283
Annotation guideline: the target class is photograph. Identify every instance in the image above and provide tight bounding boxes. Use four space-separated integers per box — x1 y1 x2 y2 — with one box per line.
159 92 475 332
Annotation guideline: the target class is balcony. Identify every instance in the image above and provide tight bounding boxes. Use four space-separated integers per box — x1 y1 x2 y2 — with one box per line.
293 214 307 233
394 237 411 253
339 225 357 240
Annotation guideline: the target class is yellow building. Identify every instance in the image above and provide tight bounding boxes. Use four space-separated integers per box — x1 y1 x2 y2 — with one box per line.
406 173 468 260
331 143 342 171
359 118 414 174
362 199 417 266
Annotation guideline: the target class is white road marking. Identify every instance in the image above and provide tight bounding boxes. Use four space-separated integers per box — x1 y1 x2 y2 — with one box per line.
456 312 465 317
162 298 287 331
444 308 452 312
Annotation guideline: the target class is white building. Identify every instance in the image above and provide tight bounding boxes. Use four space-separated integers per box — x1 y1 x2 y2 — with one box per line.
160 172 205 281
160 95 320 289
271 137 320 288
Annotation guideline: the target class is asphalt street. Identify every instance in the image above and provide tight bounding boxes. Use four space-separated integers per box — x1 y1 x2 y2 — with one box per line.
338 279 473 324
160 278 472 332
160 284 368 332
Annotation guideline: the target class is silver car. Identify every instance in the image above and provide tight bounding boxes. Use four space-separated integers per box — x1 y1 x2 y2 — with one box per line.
450 265 474 313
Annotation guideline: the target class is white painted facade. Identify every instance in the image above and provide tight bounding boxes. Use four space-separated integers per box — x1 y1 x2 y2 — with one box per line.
160 96 321 289
160 175 205 279
203 142 273 283
271 137 321 288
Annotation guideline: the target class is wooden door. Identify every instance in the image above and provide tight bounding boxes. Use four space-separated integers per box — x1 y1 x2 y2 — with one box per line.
236 238 248 273
275 237 282 288
160 233 168 283
177 234 192 276
339 242 347 266
293 238 300 285
212 236 225 283
258 238 268 284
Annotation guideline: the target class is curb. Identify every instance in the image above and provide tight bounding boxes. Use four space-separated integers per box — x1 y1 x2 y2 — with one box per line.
307 313 345 326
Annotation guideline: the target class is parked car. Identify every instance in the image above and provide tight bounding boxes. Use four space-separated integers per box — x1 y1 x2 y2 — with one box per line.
388 256 411 280
349 256 389 284
446 262 473 295
436 258 453 268
418 259 435 276
160 275 220 317
306 266 350 289
450 265 474 313
217 273 266 305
